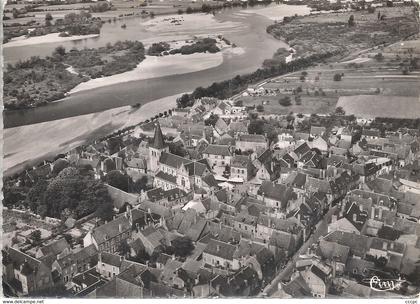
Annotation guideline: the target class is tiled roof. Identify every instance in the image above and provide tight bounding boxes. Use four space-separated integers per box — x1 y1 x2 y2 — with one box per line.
159 152 191 169
203 239 236 261
92 215 131 244
155 171 177 185
185 161 208 177
231 155 251 168
203 144 232 156
238 134 266 143
100 252 123 267
317 239 350 264
257 181 296 207
5 247 44 276
39 238 70 257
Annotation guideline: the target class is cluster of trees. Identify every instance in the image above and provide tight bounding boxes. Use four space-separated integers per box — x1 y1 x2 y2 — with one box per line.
105 170 149 193
89 2 112 13
247 116 278 144
28 11 103 38
177 51 338 109
4 165 114 222
168 38 220 55
4 40 145 110
147 42 170 56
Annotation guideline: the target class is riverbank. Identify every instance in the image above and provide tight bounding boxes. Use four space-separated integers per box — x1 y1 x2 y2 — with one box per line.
4 33 100 48
69 51 225 94
3 93 180 176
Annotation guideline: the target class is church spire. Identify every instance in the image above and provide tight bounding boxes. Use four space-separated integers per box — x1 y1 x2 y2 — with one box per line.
151 122 166 149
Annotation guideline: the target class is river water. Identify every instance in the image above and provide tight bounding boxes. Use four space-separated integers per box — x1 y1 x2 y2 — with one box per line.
3 4 311 174
3 4 310 128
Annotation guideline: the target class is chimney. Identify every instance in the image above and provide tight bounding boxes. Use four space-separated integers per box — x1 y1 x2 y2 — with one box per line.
119 224 123 233
216 245 221 252
371 207 375 219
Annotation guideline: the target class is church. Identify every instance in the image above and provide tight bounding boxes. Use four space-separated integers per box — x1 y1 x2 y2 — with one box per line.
149 123 212 192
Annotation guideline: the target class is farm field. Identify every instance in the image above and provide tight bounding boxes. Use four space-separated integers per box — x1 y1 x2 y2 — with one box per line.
234 39 420 116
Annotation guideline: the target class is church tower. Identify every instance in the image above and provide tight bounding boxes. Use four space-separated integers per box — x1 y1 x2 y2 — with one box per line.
149 122 168 173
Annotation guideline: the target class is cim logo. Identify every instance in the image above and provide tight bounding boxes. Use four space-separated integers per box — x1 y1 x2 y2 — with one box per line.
368 276 406 292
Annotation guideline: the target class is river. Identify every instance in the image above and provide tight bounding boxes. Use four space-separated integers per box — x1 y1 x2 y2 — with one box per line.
3 4 311 128
3 4 311 174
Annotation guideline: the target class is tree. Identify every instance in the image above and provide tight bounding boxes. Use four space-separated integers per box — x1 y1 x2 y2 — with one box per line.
204 113 219 127
234 100 243 107
256 104 264 112
348 14 355 27
169 142 187 157
279 96 292 106
374 53 384 61
186 6 193 14
53 45 66 57
176 94 192 108
223 164 231 179
248 119 265 135
30 230 42 244
177 9 184 14
333 73 342 81
118 239 131 257
106 170 130 192
377 225 401 241
130 176 149 193
45 13 53 21
172 236 194 257
335 106 345 116
12 8 19 19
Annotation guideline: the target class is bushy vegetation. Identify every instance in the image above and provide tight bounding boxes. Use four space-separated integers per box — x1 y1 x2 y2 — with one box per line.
147 42 170 56
169 38 220 55
3 165 114 221
4 40 145 109
177 51 338 108
32 11 102 38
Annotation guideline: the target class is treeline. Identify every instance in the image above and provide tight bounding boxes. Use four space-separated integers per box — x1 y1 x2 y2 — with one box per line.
177 51 339 108
147 38 220 56
4 11 103 43
178 0 273 15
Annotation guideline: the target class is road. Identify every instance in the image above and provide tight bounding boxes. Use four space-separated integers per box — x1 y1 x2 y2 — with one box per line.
260 205 338 297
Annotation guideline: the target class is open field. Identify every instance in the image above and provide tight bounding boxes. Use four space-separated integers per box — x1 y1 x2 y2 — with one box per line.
235 38 420 116
267 6 419 59
336 95 420 119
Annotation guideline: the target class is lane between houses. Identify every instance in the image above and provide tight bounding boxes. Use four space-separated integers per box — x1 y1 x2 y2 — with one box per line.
260 205 338 297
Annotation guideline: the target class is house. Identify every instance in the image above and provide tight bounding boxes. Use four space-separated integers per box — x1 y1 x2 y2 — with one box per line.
136 226 166 256
229 121 248 136
257 181 298 211
202 144 233 174
310 126 326 138
316 239 350 275
71 268 106 296
235 134 268 153
230 155 255 182
52 244 98 284
35 238 71 259
202 239 237 270
214 117 229 136
83 215 132 254
3 247 53 296
97 252 124 279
